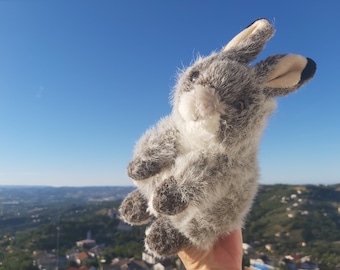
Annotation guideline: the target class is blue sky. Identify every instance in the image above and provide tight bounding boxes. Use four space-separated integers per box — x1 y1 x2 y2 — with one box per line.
0 1 339 187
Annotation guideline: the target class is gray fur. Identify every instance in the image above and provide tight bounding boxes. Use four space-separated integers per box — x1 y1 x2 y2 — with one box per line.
119 19 316 257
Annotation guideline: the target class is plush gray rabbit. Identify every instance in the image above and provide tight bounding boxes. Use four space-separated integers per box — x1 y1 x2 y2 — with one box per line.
119 19 316 257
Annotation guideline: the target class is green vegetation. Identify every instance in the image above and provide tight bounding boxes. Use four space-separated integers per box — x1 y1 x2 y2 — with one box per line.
243 184 340 268
0 184 339 269
0 199 145 270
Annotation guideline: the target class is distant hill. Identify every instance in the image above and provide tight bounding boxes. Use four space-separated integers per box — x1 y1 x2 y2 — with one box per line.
0 185 135 237
0 185 135 204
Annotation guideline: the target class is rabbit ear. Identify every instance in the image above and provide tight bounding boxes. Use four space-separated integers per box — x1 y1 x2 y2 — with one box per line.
222 19 274 64
258 54 316 97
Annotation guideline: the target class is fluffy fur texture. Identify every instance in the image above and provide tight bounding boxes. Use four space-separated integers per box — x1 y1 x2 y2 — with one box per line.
119 19 316 257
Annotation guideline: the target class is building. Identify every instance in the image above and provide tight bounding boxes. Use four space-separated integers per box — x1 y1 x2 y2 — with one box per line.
109 257 149 270
76 239 97 248
33 251 67 270
76 251 90 265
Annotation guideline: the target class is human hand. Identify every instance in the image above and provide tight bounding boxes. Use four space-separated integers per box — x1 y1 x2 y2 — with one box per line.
178 229 243 270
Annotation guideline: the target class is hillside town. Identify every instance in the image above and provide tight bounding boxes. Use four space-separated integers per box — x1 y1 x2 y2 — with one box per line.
31 227 322 270
31 207 322 270
1 184 339 270
31 230 322 270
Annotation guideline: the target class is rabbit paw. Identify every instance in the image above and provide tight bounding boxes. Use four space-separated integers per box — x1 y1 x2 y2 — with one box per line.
153 177 189 215
145 217 190 257
119 190 151 225
127 158 161 180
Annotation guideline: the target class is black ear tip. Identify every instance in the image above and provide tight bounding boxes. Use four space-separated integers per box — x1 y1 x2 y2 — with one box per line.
300 58 317 82
246 18 270 29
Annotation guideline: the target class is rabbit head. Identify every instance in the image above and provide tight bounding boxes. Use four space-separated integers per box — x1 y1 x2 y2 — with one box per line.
172 19 316 152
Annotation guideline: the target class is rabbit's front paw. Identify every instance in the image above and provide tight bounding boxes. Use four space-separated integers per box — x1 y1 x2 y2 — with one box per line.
145 217 190 257
153 177 189 215
119 190 151 225
127 158 161 180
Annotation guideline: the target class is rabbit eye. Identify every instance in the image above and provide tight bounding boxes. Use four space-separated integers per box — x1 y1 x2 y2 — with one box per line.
233 100 246 112
190 71 200 82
